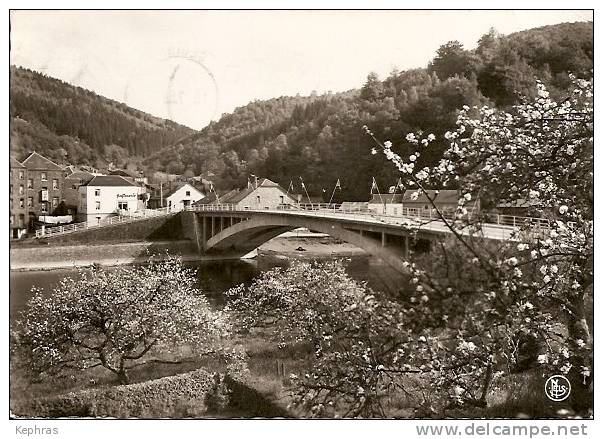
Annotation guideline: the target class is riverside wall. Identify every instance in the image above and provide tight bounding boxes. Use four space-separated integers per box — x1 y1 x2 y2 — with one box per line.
10 240 200 271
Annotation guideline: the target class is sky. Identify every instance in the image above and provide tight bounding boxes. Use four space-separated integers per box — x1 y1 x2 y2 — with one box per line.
10 10 593 130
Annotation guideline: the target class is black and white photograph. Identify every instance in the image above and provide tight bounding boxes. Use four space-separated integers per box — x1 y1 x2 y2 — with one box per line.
5 4 597 437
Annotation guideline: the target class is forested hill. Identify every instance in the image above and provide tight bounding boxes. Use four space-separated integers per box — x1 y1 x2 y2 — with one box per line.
10 66 194 168
146 21 592 200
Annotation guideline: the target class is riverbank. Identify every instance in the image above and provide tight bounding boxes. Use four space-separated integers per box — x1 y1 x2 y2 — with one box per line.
10 235 365 271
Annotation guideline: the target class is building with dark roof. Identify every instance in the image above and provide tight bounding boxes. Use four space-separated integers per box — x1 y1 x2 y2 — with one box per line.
368 189 479 216
77 175 142 223
194 189 240 206
21 152 65 229
195 178 296 209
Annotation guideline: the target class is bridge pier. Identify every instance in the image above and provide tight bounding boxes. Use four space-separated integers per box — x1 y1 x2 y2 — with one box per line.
202 216 207 250
211 217 215 237
381 232 387 247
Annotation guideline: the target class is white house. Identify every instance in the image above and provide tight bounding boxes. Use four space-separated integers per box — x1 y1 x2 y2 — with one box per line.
78 175 143 224
165 182 206 211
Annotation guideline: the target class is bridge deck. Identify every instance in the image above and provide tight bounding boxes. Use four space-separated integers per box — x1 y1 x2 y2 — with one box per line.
187 204 550 241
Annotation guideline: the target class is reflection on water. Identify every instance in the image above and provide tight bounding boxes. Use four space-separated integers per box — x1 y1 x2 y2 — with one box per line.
10 254 404 320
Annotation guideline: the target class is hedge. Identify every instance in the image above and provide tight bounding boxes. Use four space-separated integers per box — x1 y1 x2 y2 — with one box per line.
30 368 216 418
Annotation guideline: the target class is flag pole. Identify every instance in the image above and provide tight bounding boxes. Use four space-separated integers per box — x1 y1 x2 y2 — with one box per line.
372 177 384 206
392 177 404 195
328 178 341 205
299 177 312 206
285 180 293 197
210 182 220 204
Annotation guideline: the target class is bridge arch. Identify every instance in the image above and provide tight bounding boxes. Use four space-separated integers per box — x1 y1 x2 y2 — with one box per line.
197 213 413 274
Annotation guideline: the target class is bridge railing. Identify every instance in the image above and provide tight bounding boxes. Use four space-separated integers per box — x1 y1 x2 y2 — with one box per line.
185 203 560 234
35 207 173 238
187 203 244 212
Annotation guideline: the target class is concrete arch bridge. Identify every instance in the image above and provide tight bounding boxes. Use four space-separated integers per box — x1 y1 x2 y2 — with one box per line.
182 204 532 274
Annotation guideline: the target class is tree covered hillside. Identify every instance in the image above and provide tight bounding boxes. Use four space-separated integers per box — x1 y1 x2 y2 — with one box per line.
146 21 592 199
10 66 194 167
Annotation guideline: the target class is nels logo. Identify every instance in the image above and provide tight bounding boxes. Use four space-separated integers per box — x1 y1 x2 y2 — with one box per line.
545 375 571 402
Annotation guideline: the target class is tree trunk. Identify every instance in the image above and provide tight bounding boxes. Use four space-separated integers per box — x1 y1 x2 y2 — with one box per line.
117 362 130 385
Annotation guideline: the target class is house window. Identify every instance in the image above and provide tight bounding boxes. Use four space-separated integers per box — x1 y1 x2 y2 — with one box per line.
10 215 14 225
118 201 128 210
256 195 261 204
41 172 47 181
94 189 101 196
18 214 25 228
185 190 191 196
19 185 24 195
52 179 59 190
10 184 12 194
19 170 24 179
280 195 284 204
41 202 48 213
95 201 101 210
52 197 59 207
27 178 33 189
19 198 24 208
10 199 13 210
27 197 33 207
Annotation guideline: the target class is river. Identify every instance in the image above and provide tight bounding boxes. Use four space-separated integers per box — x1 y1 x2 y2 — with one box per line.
10 253 405 320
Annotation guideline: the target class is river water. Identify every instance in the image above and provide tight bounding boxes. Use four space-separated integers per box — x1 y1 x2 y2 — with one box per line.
10 253 405 320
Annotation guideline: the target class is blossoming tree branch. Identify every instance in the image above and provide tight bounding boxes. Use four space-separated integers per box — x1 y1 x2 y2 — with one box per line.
364 75 593 412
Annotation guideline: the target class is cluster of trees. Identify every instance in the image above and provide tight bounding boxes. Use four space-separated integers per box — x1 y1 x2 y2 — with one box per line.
227 76 593 417
146 21 592 199
10 66 193 166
